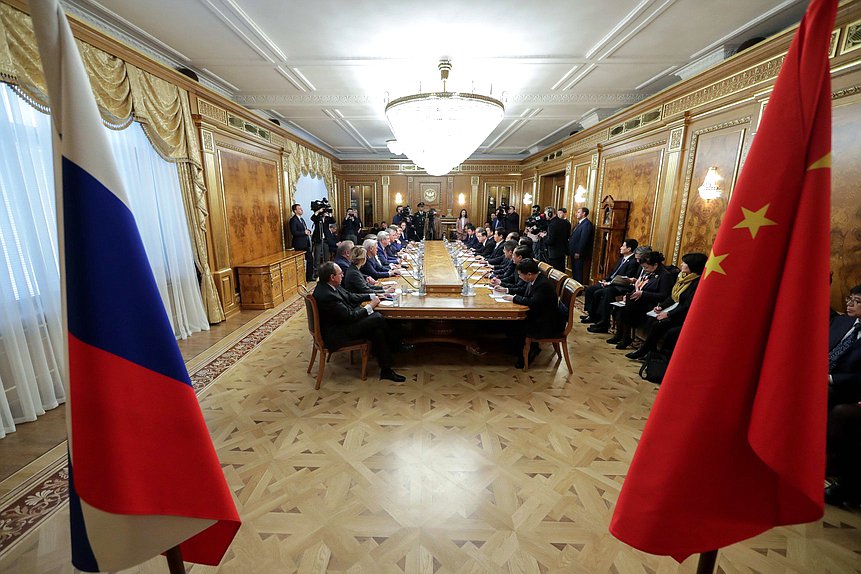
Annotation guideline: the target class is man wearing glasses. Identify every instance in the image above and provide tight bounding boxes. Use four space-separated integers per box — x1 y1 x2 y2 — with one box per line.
825 284 861 509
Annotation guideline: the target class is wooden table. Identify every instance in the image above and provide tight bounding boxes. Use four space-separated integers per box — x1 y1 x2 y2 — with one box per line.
376 241 527 353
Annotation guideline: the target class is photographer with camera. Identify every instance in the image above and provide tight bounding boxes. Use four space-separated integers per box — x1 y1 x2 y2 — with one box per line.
426 208 437 240
341 208 361 243
543 206 571 271
310 198 334 279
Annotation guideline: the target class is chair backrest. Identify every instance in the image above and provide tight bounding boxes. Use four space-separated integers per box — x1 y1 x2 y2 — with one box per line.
537 261 552 276
547 268 567 296
560 278 585 336
299 285 325 348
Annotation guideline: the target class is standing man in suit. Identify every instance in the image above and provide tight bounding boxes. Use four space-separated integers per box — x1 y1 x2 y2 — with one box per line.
290 203 314 282
568 207 594 283
504 205 520 235
501 258 564 368
312 262 408 382
825 285 861 508
544 206 570 272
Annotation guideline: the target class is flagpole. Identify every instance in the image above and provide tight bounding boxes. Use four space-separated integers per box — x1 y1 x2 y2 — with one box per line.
165 546 186 574
696 550 718 574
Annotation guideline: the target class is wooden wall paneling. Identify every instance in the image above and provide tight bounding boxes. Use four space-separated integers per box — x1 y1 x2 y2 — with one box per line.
199 127 239 317
830 94 861 308
673 117 750 261
653 122 688 257
218 147 283 265
598 142 665 247
450 175 472 219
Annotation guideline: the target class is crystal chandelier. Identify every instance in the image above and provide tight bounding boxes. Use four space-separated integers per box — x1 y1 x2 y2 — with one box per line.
385 60 504 176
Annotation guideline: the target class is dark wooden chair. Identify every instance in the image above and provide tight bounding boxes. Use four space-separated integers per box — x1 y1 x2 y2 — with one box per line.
300 286 369 389
523 278 584 373
537 261 553 276
547 268 568 297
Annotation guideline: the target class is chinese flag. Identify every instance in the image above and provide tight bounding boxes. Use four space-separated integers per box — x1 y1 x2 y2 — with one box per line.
610 0 837 561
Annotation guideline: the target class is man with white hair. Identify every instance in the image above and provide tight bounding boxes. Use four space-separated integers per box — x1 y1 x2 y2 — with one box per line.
361 239 398 279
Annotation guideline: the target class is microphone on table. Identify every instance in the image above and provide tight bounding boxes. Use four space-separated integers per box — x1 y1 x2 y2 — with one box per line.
399 271 418 290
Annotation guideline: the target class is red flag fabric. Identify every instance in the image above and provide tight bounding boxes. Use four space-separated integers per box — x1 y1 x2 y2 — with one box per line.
610 0 837 561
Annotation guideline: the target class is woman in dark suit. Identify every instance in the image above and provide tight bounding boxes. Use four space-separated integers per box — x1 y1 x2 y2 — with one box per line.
625 252 708 360
608 251 675 350
343 246 388 295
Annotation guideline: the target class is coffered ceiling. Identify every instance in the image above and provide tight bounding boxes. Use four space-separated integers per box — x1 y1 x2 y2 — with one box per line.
65 0 809 162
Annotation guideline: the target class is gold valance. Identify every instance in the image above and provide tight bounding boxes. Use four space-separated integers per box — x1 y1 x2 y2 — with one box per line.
0 3 225 323
286 140 334 196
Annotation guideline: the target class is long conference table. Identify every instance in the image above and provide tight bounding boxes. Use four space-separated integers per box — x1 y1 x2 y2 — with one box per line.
375 241 527 353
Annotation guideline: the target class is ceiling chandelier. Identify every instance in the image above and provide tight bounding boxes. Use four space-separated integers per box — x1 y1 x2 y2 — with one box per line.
385 60 504 176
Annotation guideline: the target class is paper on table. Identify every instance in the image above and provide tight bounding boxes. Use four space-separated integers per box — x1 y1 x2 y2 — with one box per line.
379 300 394 306
610 301 626 307
381 280 398 285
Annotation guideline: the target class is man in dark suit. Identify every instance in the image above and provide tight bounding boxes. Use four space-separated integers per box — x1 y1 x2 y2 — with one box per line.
580 239 640 332
825 286 861 508
504 205 520 235
544 206 571 272
290 203 314 282
482 229 506 265
568 207 594 283
341 208 361 243
312 262 408 382
501 258 564 368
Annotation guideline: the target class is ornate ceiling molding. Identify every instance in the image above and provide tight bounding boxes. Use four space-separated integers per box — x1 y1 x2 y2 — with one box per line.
234 91 649 108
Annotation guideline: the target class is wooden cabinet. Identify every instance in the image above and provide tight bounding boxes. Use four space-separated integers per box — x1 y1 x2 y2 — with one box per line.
236 250 306 309
591 195 630 281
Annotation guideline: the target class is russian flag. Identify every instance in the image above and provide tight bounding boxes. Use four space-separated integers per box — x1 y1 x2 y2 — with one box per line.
30 1 240 571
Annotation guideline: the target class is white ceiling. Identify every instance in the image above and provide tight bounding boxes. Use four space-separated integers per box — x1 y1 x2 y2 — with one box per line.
65 0 809 161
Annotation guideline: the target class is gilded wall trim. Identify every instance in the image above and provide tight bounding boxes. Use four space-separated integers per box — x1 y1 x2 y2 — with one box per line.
662 55 785 118
336 163 521 174
215 140 280 163
198 98 228 125
833 83 861 100
840 19 861 54
668 127 684 152
201 129 214 153
672 117 751 262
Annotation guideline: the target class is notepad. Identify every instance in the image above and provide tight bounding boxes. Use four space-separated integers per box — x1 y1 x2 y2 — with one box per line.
646 301 679 317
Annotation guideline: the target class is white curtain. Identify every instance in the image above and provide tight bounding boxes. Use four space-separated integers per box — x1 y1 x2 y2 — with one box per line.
103 124 209 339
0 84 65 440
0 84 208 438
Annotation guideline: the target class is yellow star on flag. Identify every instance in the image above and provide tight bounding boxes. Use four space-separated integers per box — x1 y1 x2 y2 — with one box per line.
733 204 778 239
704 250 728 279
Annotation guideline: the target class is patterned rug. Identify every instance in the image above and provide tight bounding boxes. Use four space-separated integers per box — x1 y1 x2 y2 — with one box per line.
0 299 303 558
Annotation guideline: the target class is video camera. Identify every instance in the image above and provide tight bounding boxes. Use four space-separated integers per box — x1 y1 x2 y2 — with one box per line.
310 198 333 215
525 204 547 233
402 205 412 216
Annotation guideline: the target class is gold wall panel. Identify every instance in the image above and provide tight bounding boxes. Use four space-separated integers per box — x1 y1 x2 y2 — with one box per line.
600 148 664 245
677 127 746 258
830 98 861 308
220 149 282 265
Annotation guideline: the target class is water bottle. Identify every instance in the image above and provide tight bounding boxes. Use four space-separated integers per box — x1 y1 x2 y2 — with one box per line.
393 288 402 307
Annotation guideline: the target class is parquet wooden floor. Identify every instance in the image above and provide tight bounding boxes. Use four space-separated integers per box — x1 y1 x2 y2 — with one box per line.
1 309 859 573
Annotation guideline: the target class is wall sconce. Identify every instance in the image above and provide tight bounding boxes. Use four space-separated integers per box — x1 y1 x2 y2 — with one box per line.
574 184 587 203
697 166 723 200
457 192 465 205
394 192 403 204
523 192 533 205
